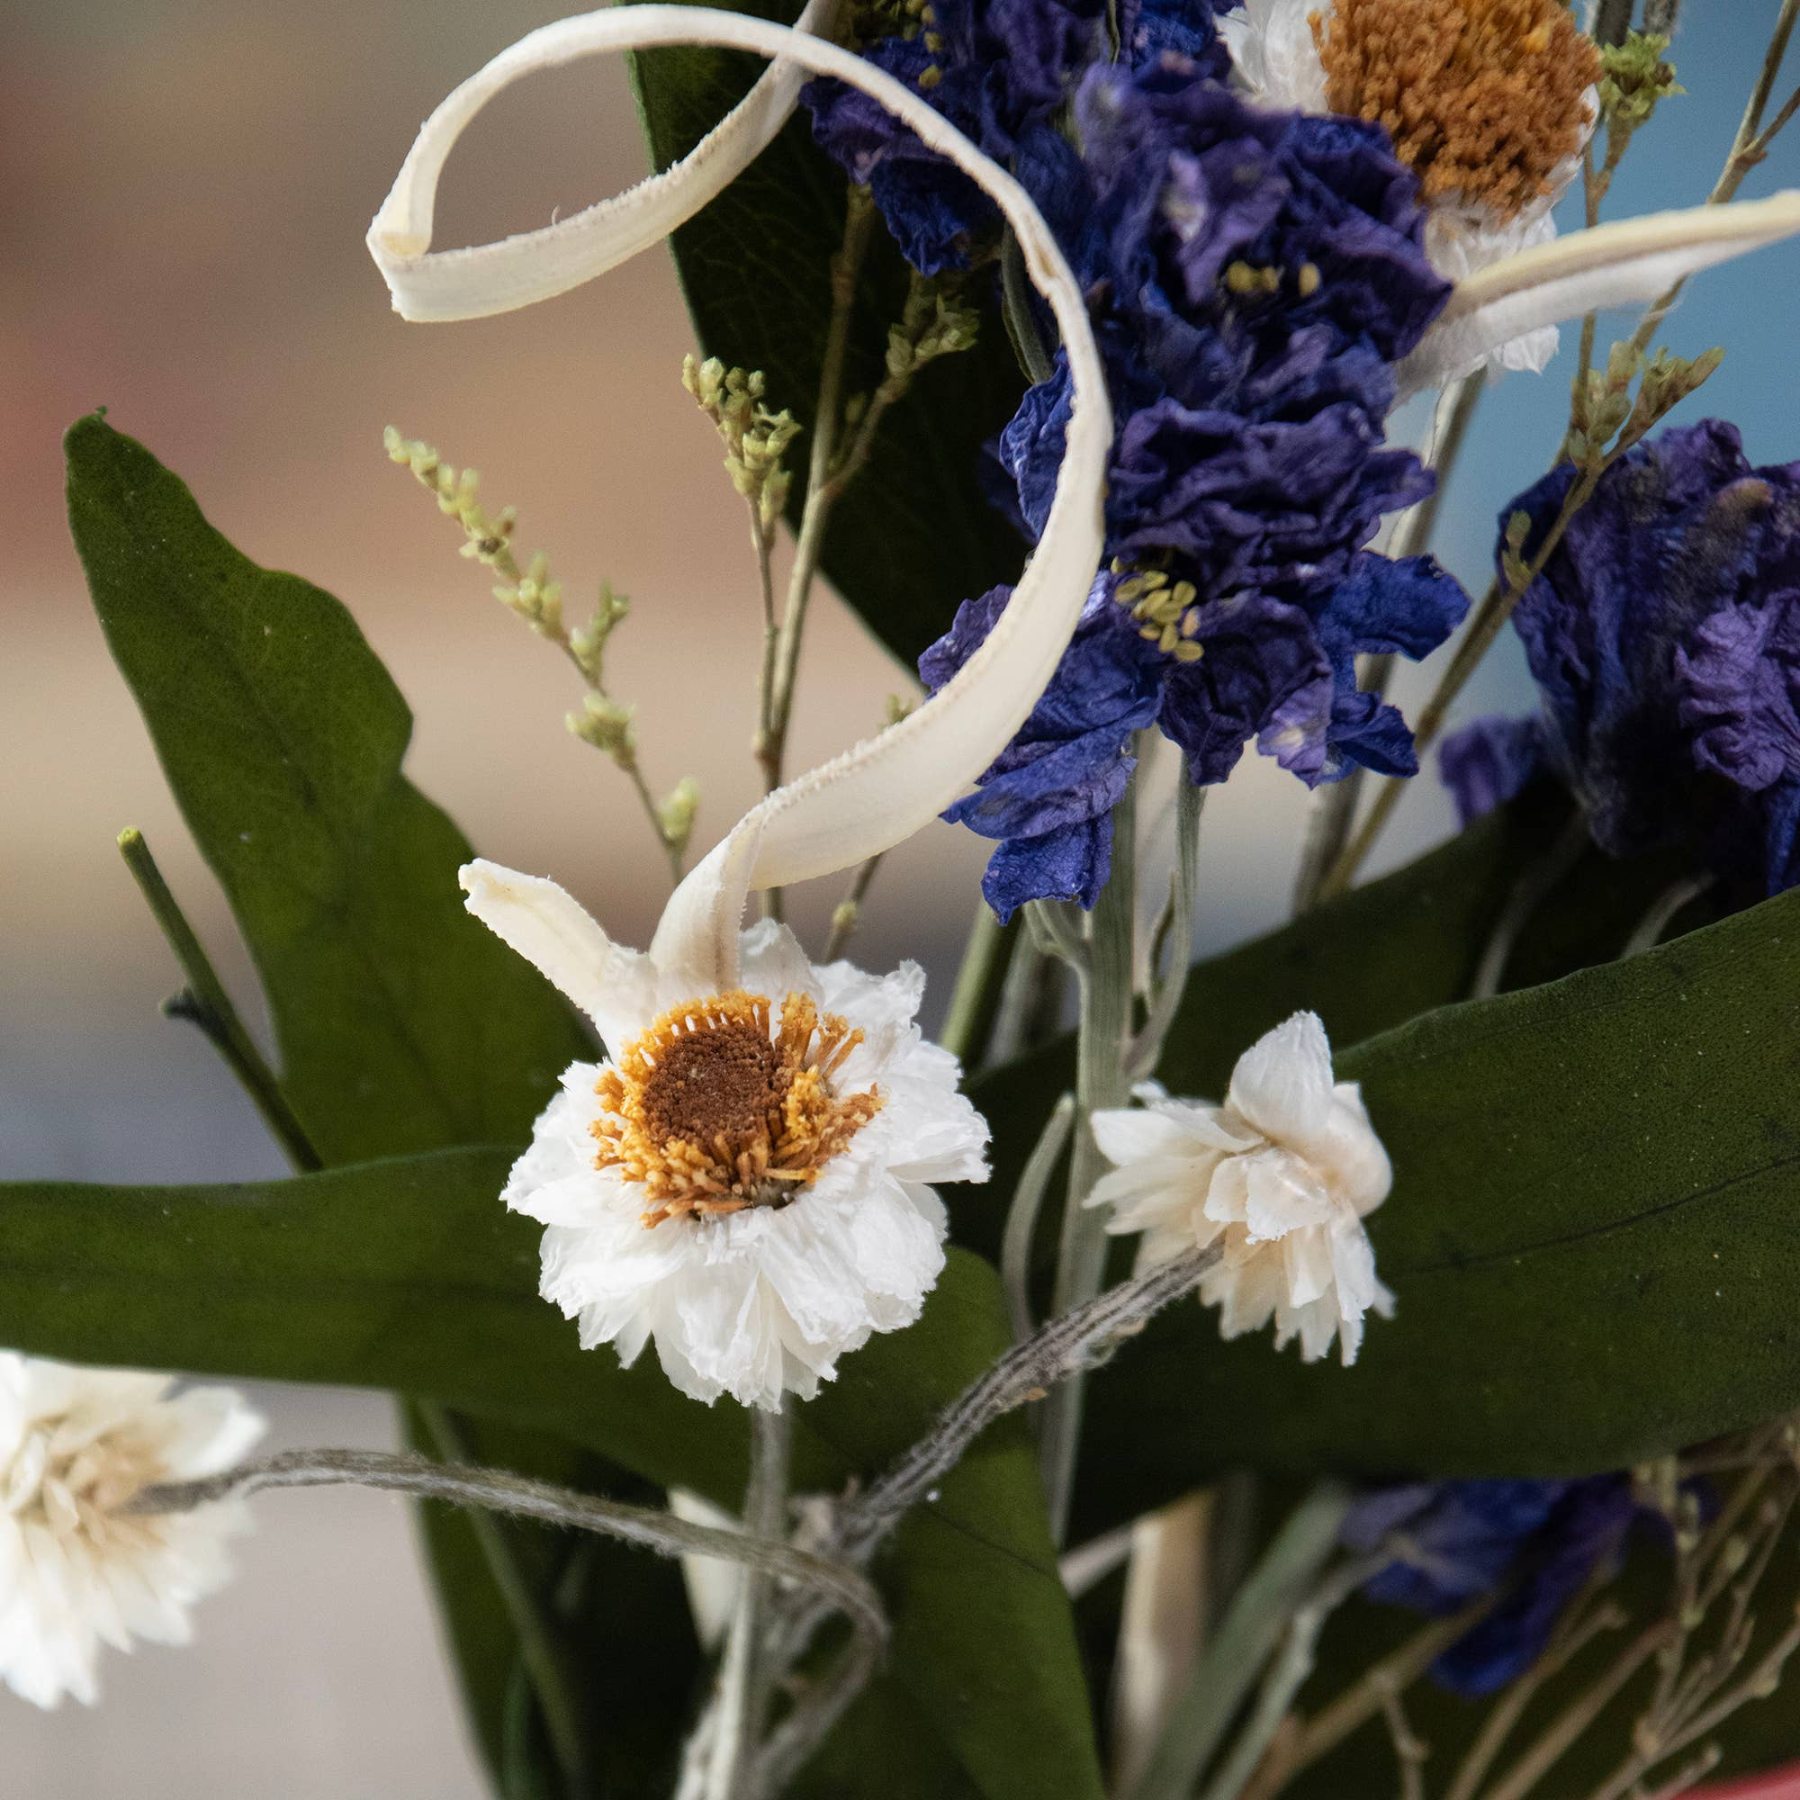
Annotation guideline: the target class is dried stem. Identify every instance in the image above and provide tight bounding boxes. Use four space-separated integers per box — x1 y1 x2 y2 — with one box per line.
117 828 321 1173
704 1406 794 1800
821 852 885 962
1041 774 1137 1546
1471 810 1591 998
1292 374 1482 913
759 188 878 827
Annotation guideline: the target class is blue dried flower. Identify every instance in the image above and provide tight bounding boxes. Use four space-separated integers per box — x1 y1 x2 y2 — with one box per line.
920 577 1165 919
1478 420 1800 894
1344 1477 1640 1697
1437 714 1547 828
919 61 1464 908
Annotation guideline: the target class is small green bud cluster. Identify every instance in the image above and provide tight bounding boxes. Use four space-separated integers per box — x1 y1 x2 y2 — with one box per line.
656 775 702 858
882 279 980 387
1599 31 1683 138
569 583 631 691
682 357 803 535
1499 511 1533 594
1565 341 1723 469
568 692 638 770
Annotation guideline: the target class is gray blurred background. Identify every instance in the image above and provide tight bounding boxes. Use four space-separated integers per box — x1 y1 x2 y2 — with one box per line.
3 0 1798 1790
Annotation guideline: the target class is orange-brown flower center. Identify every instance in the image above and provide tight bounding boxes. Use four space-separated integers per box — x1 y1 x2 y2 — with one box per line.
592 990 883 1228
1312 0 1600 220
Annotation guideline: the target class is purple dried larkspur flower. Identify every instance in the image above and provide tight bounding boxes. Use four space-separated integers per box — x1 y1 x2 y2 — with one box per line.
1502 419 1800 894
1344 1477 1640 1697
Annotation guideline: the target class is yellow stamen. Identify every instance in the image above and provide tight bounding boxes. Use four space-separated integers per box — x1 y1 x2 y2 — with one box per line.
1312 0 1600 221
592 990 881 1227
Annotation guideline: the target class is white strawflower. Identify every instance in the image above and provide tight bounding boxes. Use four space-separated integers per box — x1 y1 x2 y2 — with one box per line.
1089 1012 1393 1366
1221 0 1601 378
462 860 989 1412
0 1354 264 1708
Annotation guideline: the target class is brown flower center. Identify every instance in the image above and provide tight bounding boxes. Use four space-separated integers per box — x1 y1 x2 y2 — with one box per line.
592 990 883 1228
1312 0 1601 220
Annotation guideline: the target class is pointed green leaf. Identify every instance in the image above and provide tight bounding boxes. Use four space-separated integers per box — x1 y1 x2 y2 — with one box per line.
1069 883 1800 1533
64 412 591 1163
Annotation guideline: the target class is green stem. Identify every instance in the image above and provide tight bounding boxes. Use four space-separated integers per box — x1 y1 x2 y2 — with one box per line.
1038 778 1136 1546
938 903 1016 1067
416 1404 595 1799
760 191 877 824
1126 1485 1352 1800
117 827 321 1172
707 1405 794 1800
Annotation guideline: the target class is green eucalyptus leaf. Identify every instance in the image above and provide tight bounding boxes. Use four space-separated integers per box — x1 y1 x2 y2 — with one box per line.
631 7 1028 665
64 412 591 1165
1067 882 1800 1535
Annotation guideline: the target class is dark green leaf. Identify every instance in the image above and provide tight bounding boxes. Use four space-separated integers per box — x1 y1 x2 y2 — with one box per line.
64 413 591 1164
631 7 1029 665
0 1150 1101 1800
404 1406 704 1800
1069 883 1800 1534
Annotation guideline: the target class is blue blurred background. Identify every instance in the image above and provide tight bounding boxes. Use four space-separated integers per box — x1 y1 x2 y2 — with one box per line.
1 0 1796 1790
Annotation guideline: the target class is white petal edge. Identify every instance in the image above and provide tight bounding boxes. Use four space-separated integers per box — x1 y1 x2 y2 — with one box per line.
1400 191 1800 396
371 7 1109 994
459 859 649 1047
367 0 839 322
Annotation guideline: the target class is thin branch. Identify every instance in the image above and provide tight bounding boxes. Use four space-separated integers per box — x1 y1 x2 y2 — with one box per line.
1198 1550 1389 1800
760 188 877 814
1128 781 1205 1080
1379 1681 1430 1800
137 1447 884 1649
415 1404 593 1794
117 828 321 1172
1001 1094 1077 1343
1042 773 1137 1546
1471 810 1591 998
1621 874 1715 958
1292 373 1482 913
1124 1485 1353 1800
1241 1598 1494 1800
704 1406 794 1800
821 852 885 962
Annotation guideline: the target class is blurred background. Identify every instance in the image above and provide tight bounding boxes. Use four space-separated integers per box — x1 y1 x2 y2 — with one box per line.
3 0 1799 1791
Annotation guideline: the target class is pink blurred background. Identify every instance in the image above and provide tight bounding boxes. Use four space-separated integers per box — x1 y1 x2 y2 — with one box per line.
5 0 1799 1792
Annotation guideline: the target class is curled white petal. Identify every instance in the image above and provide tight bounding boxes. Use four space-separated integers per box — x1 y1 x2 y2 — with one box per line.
368 0 837 322
1401 191 1800 395
460 858 652 1049
372 7 1109 991
1090 1013 1391 1366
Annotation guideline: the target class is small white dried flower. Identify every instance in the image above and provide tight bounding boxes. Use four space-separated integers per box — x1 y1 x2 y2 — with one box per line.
0 1354 264 1707
462 860 989 1412
1088 1012 1393 1366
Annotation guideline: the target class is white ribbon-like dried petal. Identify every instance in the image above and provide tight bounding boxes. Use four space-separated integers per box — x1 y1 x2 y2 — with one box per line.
370 7 1111 990
368 0 837 322
1400 190 1800 395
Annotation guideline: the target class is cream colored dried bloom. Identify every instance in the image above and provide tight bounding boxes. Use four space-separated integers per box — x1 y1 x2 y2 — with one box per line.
1089 1012 1393 1365
0 1355 264 1707
1223 0 1600 377
463 860 988 1412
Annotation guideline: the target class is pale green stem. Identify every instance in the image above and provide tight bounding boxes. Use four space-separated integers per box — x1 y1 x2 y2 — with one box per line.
117 827 321 1173
938 902 1014 1068
1001 1094 1077 1342
416 1403 594 1798
706 1405 794 1800
1040 778 1137 1546
1125 1485 1352 1800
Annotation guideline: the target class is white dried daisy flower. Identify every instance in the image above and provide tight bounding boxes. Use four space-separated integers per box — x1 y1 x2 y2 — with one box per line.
463 859 988 1412
0 1354 264 1708
1088 1012 1393 1365
1222 0 1601 378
